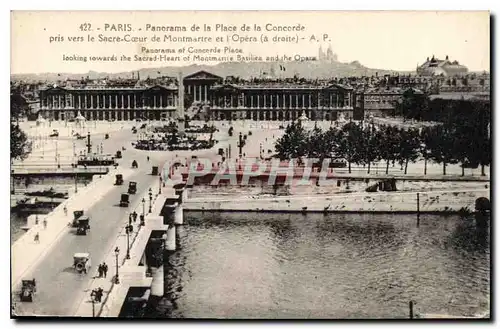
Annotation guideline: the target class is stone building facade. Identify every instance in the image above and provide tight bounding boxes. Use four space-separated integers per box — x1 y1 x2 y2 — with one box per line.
39 70 359 122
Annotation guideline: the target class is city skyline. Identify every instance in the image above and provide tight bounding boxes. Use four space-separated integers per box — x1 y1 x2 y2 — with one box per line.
11 11 490 75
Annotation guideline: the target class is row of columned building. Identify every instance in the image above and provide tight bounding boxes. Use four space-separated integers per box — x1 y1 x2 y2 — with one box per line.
39 70 364 122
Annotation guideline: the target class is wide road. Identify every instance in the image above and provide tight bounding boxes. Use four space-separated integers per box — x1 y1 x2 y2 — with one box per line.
14 127 163 316
15 123 228 316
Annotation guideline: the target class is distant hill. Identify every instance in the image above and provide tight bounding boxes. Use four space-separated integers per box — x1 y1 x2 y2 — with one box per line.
11 60 410 82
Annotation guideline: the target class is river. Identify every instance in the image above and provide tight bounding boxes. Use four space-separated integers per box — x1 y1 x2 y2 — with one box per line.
151 212 489 319
10 176 92 244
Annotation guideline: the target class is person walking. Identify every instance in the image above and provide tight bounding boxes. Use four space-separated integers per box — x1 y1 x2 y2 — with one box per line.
102 262 108 278
96 287 103 302
63 205 68 217
43 218 47 229
34 232 39 243
98 264 103 278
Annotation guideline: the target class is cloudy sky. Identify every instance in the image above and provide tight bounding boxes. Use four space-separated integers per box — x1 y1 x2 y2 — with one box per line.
11 11 490 74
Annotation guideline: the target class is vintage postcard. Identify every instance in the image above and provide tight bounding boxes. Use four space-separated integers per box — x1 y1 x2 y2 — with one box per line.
10 11 490 319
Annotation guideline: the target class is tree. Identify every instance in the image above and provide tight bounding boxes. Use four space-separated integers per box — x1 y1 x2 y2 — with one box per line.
274 121 308 160
11 123 31 160
398 128 421 174
394 88 429 120
337 122 363 173
379 125 401 174
359 124 380 174
307 124 329 160
427 124 457 175
11 88 29 123
420 127 433 175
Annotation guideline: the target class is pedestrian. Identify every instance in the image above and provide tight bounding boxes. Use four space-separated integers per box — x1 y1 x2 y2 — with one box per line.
132 211 137 223
34 232 39 243
98 264 104 278
96 287 103 302
63 205 68 217
129 213 132 226
43 218 47 229
35 215 39 226
102 262 108 278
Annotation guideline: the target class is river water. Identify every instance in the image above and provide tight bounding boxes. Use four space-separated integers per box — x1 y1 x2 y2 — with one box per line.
10 176 92 244
153 212 489 319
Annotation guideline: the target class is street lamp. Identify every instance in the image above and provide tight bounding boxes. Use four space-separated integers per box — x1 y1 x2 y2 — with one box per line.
125 225 131 259
74 173 78 193
141 198 145 226
90 289 97 317
158 175 162 194
114 247 120 284
148 189 153 213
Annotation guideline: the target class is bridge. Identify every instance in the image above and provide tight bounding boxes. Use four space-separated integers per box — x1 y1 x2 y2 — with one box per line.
11 162 183 317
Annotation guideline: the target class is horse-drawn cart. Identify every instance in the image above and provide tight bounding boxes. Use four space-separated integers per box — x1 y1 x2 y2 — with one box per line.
20 279 36 302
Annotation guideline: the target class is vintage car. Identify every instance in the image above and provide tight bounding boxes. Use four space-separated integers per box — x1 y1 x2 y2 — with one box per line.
120 193 130 207
72 210 84 227
73 253 91 274
132 160 138 169
116 150 122 159
76 216 90 235
151 166 159 176
49 129 59 137
115 174 124 185
20 279 36 302
128 182 137 194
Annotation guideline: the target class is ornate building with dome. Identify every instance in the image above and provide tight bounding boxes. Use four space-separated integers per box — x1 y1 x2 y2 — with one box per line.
318 44 338 62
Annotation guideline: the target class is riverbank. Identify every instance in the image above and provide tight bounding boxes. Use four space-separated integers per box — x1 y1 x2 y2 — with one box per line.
184 189 489 214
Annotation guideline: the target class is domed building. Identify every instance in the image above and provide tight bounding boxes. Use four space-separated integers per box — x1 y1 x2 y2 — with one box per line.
417 55 468 77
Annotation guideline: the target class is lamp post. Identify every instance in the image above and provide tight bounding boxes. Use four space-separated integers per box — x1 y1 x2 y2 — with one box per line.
141 198 145 226
148 189 153 213
114 247 120 284
158 175 162 194
90 289 97 317
74 173 78 193
125 225 131 259
142 198 145 217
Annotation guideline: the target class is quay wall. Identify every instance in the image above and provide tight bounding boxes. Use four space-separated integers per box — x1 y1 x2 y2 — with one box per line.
183 189 489 214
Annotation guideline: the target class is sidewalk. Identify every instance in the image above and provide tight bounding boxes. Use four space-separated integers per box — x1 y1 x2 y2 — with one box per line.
11 168 134 290
72 180 164 317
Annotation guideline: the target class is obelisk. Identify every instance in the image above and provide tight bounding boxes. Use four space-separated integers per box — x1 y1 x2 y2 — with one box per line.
177 71 185 135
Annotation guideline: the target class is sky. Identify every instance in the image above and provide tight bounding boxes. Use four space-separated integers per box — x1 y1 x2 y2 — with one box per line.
10 11 490 74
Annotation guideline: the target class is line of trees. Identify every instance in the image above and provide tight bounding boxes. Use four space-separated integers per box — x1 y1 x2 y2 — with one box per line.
11 89 31 160
275 118 490 176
